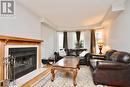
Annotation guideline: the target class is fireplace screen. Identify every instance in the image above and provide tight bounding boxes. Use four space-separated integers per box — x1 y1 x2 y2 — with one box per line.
8 47 37 80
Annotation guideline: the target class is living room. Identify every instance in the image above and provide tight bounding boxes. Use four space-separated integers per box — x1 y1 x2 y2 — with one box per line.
0 0 130 87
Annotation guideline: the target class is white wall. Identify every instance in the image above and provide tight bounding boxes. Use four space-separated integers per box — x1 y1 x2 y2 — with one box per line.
106 0 130 52
41 24 57 59
0 2 41 39
0 2 58 59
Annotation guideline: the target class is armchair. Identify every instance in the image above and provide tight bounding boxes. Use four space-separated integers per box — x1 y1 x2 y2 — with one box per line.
93 51 130 87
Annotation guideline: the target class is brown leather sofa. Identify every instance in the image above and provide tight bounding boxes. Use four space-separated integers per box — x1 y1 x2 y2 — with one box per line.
89 50 130 87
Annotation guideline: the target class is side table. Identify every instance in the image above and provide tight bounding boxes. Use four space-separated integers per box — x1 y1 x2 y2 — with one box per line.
42 59 49 64
42 57 55 64
48 58 55 64
91 54 105 59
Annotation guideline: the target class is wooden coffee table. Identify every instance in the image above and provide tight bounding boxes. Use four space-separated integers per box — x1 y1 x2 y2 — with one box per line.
51 56 80 86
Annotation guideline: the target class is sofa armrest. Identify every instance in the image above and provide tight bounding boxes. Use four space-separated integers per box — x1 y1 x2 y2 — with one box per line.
54 52 59 55
97 61 128 70
54 52 63 62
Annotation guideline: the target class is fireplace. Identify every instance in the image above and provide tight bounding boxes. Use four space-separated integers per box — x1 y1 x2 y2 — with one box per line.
7 47 37 80
0 35 42 87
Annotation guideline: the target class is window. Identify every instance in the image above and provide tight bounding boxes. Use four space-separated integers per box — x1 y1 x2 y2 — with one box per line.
80 32 85 48
57 32 85 50
95 31 103 42
58 32 63 49
95 31 103 53
72 32 76 48
71 32 85 48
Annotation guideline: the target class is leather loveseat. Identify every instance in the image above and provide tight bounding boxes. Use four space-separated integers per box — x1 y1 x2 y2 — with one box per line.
89 50 130 87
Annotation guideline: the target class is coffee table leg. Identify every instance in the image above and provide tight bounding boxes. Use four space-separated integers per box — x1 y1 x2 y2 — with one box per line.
51 67 55 82
73 69 77 86
77 64 80 70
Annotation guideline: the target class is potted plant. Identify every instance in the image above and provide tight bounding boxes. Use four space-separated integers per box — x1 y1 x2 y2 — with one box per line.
75 40 84 48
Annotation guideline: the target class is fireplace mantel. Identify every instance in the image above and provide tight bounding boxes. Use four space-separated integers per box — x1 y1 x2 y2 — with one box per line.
0 35 43 81
0 35 43 44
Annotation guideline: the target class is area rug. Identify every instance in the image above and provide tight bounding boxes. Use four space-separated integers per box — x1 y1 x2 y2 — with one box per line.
32 66 106 87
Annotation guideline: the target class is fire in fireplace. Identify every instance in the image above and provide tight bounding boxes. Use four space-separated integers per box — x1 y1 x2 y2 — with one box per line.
8 47 37 80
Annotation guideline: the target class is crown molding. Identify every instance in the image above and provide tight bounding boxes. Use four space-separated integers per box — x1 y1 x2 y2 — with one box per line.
40 17 58 30
40 0 127 31
56 22 103 32
101 0 126 25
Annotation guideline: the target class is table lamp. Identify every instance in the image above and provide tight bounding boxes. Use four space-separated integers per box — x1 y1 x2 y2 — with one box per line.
97 40 104 54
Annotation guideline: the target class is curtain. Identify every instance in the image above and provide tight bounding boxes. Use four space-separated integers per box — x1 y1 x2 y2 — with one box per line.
67 32 74 49
76 31 81 48
63 32 68 49
90 30 96 53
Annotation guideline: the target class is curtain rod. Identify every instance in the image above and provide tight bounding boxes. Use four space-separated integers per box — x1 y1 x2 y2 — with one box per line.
56 27 104 32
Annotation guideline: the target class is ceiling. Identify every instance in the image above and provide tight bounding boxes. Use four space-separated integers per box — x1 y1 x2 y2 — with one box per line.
17 0 116 30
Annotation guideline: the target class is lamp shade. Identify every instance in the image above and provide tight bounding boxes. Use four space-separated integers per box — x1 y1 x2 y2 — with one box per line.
97 40 104 46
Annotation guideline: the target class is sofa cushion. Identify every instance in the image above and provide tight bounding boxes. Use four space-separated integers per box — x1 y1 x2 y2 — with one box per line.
79 50 89 57
110 52 130 63
105 49 117 60
109 52 119 61
117 52 130 63
59 50 66 57
68 49 77 56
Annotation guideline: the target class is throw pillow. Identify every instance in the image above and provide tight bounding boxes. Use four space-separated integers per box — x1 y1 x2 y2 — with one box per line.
59 50 66 57
117 52 130 63
79 51 89 57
